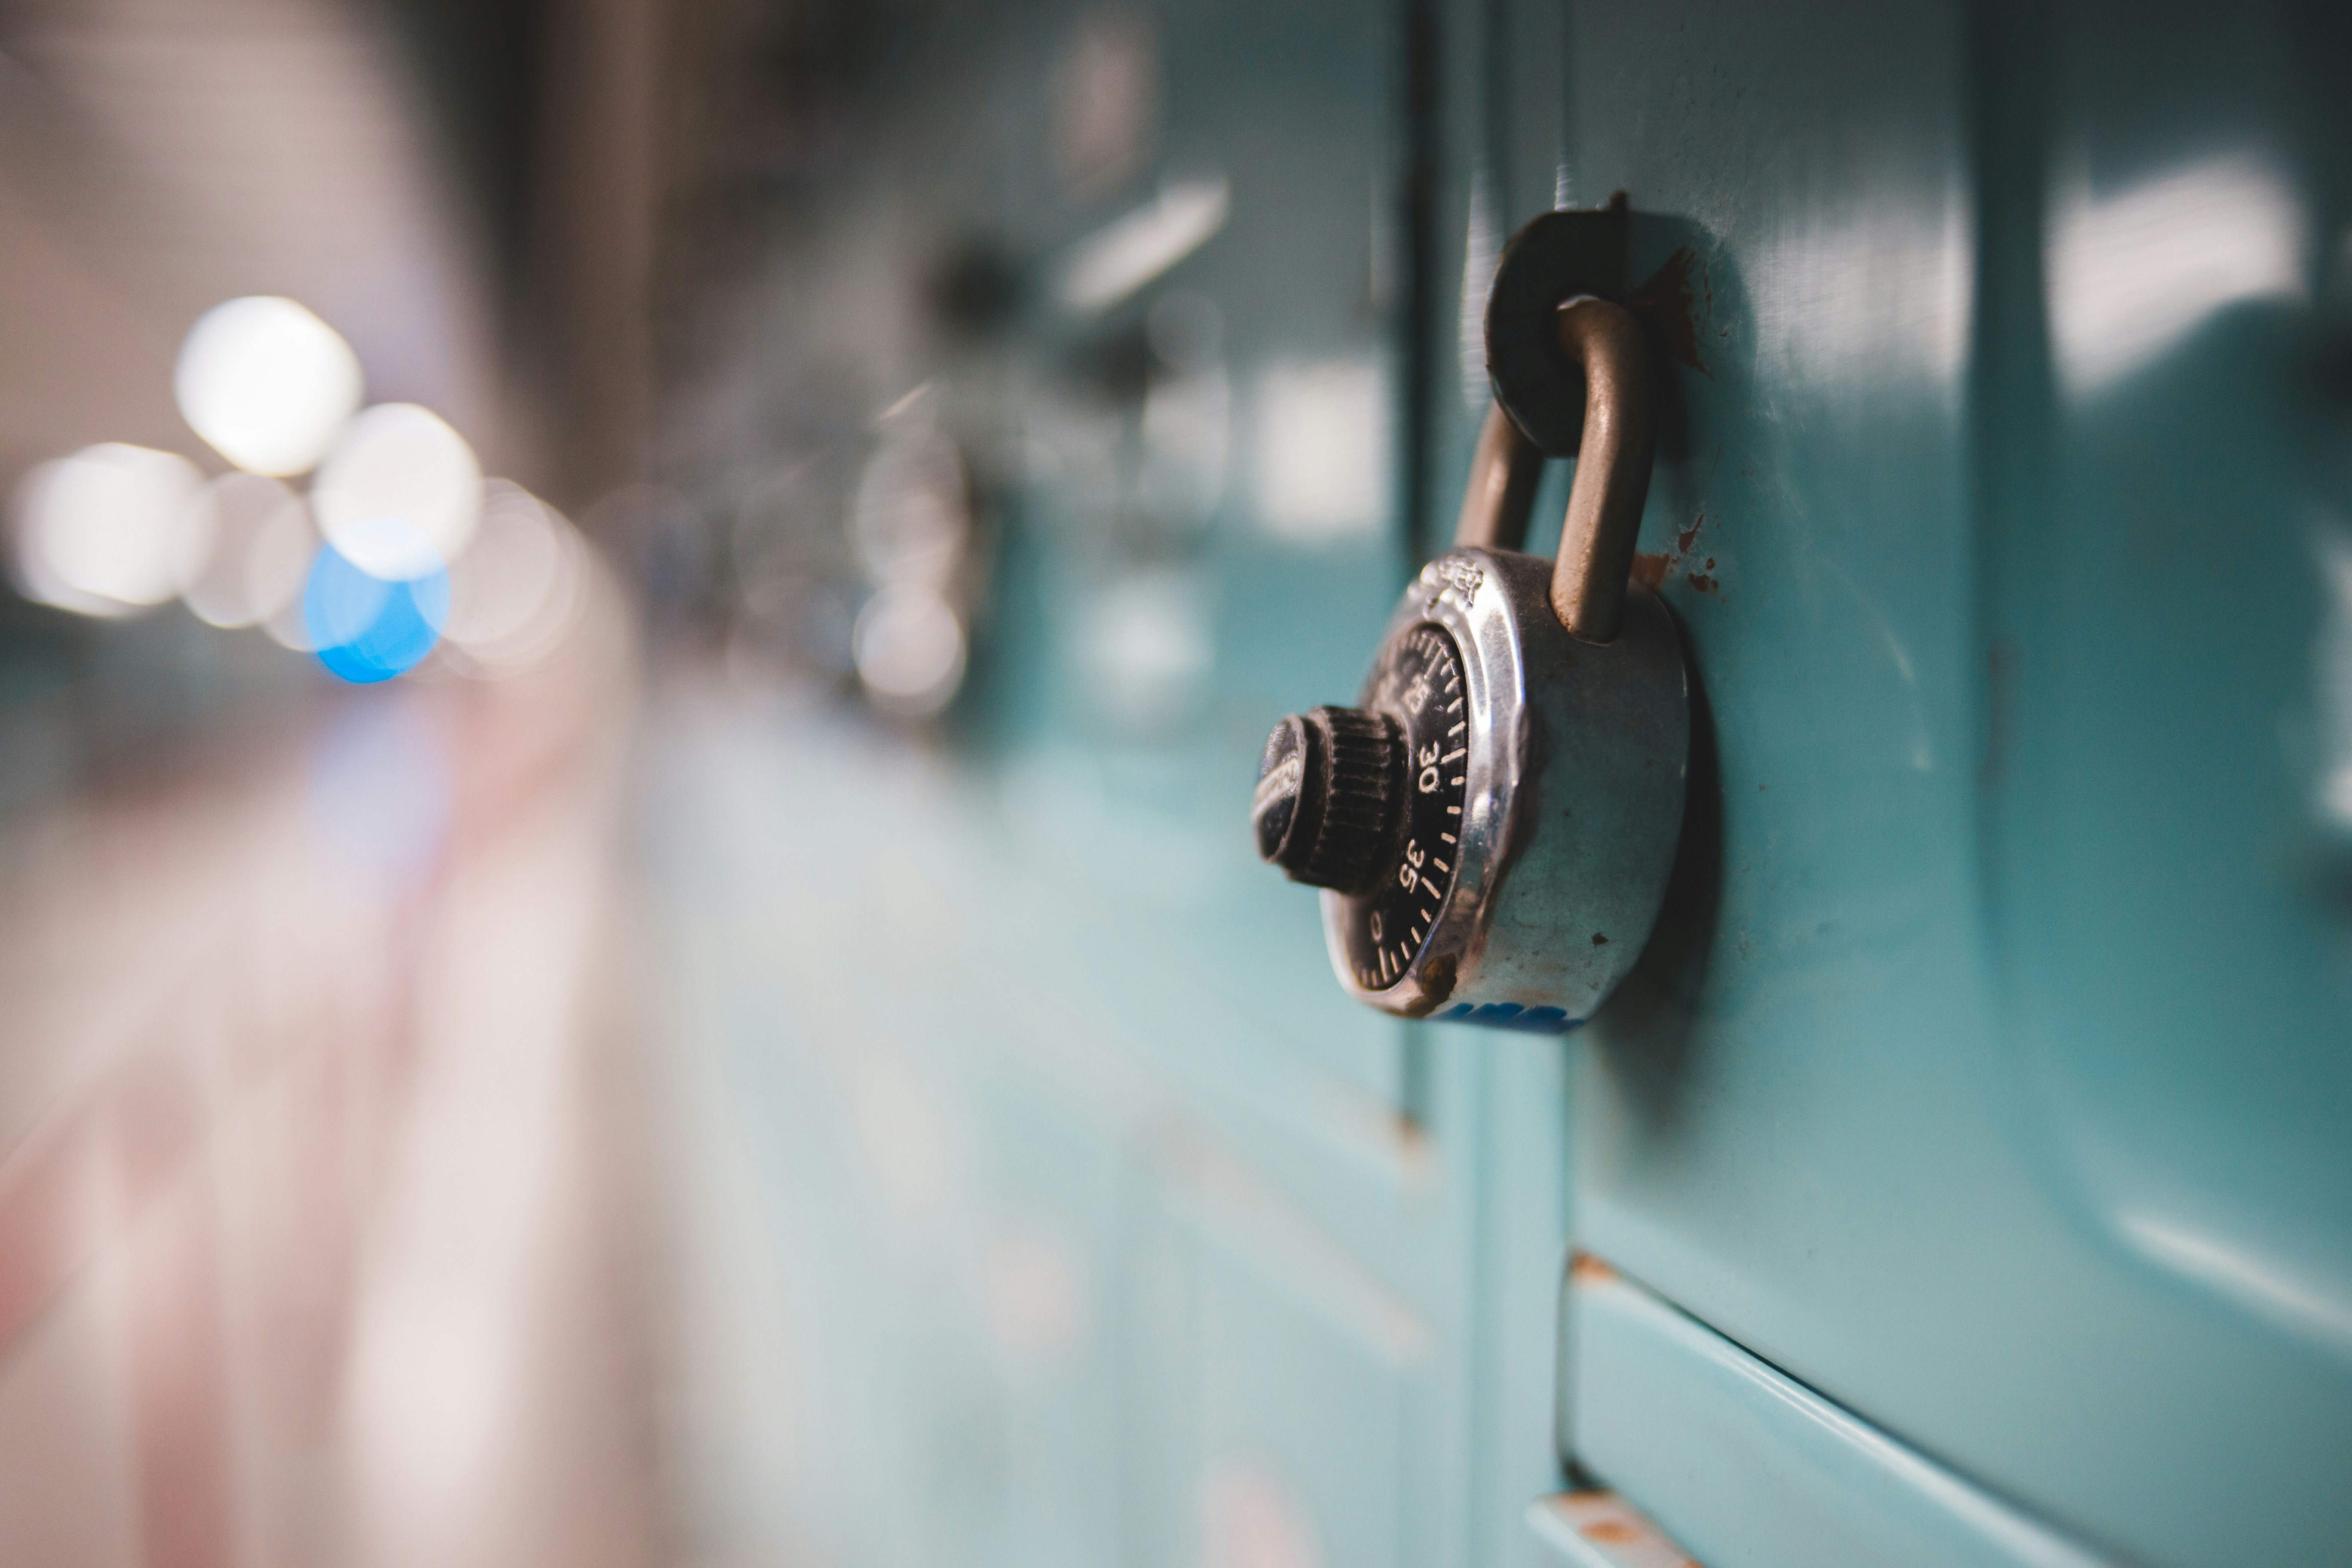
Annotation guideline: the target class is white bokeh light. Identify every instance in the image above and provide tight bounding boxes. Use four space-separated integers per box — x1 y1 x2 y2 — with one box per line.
312 403 483 582
854 584 967 717
175 296 364 477
10 443 205 615
178 472 310 628
443 482 580 672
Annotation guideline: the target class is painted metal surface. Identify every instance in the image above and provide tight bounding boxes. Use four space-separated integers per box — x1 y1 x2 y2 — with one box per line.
641 693 1567 1566
1565 1261 2110 1568
1555 2 2352 1563
651 0 2352 1561
1526 1491 1699 1568
643 2 1577 1562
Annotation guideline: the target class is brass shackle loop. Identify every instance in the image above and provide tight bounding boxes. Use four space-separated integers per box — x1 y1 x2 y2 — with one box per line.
1452 296 1657 644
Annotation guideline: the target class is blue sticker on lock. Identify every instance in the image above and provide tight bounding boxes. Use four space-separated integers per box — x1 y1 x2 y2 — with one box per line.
1435 1002 1578 1034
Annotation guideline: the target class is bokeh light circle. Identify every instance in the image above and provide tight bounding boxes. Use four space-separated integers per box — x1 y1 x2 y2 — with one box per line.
178 472 309 628
312 403 482 581
175 297 363 477
9 443 205 614
304 530 450 684
853 584 967 717
443 482 581 673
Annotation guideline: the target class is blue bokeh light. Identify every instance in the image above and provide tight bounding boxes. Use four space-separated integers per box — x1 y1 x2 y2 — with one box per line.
303 534 451 684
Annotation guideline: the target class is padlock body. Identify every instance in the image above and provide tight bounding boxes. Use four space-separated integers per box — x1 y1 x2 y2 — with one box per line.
1320 547 1687 1030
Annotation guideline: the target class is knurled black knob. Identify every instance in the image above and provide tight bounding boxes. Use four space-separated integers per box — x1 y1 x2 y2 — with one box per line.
1252 706 1405 895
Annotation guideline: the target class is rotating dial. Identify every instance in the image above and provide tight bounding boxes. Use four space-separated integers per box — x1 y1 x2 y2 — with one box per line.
1339 624 1468 990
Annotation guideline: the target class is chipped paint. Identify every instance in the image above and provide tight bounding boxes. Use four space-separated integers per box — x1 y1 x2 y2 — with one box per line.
1628 247 1712 380
1634 513 1718 600
1526 1489 1703 1568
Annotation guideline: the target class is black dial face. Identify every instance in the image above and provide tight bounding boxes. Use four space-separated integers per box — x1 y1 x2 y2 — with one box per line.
1340 624 1468 990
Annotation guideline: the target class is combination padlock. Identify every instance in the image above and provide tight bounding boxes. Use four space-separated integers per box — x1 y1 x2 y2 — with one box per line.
1251 227 1688 1033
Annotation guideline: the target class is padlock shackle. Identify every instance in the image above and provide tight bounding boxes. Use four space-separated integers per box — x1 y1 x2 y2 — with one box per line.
1550 297 1655 642
1454 296 1656 644
1452 403 1544 554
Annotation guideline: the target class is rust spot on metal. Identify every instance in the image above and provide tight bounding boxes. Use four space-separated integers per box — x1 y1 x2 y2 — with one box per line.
1568 1252 1617 1285
1627 246 1711 379
1636 511 1718 601
1415 952 1458 1009
1550 1489 1707 1568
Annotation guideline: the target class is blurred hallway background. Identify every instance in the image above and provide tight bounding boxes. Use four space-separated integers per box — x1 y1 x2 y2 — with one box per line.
0 0 1425 1562
0 1 677 1562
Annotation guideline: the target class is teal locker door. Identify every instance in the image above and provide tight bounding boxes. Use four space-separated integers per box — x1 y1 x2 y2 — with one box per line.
1539 1 2352 1564
1426 3 1586 1563
649 1 1587 1565
980 0 1484 1557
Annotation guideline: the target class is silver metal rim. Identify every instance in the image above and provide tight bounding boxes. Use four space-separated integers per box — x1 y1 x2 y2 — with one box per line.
1319 548 1527 1017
